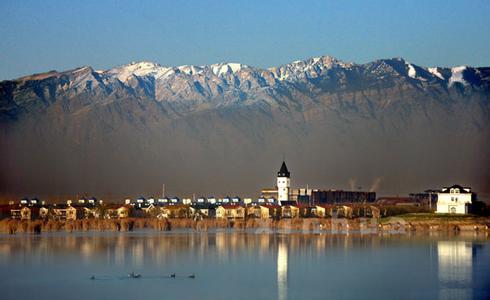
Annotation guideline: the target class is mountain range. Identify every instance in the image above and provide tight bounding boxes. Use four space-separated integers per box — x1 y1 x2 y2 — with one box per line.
1 56 489 201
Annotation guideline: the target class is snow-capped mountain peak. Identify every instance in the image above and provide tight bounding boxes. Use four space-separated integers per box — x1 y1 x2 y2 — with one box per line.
269 55 353 81
105 61 254 82
106 61 172 82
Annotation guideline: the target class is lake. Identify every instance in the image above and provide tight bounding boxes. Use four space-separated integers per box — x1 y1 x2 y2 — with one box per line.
1 230 489 300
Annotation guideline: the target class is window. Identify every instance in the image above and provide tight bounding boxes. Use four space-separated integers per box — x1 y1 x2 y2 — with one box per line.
450 188 460 194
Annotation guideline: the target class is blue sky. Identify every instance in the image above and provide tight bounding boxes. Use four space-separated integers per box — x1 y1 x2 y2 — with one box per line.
1 0 489 80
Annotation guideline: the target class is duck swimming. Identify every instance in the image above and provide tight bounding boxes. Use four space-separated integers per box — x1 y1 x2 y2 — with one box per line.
169 273 176 278
128 272 141 278
188 274 195 279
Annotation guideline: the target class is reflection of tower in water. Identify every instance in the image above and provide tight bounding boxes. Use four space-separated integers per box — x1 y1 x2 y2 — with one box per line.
277 240 288 300
437 241 473 299
131 240 144 267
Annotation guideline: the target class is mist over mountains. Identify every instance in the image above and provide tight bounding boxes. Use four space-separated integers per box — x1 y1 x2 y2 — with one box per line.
1 56 489 201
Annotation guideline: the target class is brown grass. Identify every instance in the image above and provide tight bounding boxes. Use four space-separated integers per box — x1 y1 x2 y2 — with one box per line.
0 216 488 234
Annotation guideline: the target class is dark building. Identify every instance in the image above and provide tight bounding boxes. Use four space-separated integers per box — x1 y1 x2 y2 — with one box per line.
310 190 376 205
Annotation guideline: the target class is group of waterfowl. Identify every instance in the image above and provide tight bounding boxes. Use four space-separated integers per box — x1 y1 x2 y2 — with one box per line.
128 272 142 278
167 273 195 278
89 272 196 280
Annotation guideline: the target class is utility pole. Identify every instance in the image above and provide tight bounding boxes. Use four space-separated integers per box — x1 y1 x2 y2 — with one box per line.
306 184 310 206
428 191 432 210
425 189 433 211
162 184 165 198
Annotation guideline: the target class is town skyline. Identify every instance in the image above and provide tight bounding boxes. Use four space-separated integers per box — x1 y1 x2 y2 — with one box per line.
1 161 478 207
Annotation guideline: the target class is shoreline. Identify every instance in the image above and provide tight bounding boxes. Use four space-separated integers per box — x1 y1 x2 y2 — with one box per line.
1 215 489 235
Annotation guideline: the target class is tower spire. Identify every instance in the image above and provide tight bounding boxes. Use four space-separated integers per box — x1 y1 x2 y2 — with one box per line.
278 161 290 178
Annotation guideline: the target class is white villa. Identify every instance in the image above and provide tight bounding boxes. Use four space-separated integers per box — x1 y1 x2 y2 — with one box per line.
436 185 473 214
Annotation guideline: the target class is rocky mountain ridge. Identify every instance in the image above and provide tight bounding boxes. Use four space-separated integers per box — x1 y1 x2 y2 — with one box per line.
1 55 489 200
2 56 490 120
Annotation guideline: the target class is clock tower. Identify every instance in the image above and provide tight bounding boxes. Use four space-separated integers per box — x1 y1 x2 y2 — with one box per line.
277 161 290 202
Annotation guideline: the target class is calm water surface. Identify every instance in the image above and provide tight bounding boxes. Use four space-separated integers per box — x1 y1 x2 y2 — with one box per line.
1 230 489 300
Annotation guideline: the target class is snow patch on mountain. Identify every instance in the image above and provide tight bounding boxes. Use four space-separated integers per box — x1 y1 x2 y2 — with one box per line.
449 66 468 86
177 65 203 75
428 67 444 80
404 62 428 81
210 63 247 76
406 63 416 78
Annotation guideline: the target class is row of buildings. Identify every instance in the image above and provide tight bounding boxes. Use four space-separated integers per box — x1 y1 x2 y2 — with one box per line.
1 161 478 220
4 203 131 221
3 201 380 221
262 161 476 214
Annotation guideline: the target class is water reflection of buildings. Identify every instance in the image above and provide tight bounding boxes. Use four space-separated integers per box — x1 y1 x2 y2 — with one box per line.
114 236 126 266
277 240 288 300
437 241 473 300
3 232 488 300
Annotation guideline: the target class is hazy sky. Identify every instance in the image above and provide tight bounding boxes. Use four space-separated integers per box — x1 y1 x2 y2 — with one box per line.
1 0 489 80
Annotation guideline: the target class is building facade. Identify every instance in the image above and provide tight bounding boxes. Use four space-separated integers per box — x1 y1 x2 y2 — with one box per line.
436 185 472 214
